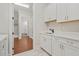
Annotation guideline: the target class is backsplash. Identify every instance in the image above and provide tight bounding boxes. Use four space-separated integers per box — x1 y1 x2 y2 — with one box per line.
47 20 79 33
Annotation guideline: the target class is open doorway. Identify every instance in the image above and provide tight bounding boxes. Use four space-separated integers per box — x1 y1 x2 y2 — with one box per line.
12 3 33 55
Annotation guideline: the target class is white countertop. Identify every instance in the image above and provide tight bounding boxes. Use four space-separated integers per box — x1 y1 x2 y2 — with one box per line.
40 32 54 36
40 32 79 41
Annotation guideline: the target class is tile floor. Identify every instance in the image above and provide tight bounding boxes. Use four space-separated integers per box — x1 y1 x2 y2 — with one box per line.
14 48 49 56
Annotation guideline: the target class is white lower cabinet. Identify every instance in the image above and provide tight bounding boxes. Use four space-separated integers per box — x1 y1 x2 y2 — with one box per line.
54 36 79 56
45 35 52 54
40 34 52 55
62 43 79 56
53 40 64 56
40 34 79 56
52 36 58 55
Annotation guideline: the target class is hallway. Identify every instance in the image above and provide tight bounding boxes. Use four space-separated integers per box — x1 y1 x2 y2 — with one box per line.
14 36 33 55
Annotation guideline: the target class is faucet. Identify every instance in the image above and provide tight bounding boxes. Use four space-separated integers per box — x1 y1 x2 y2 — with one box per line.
49 29 54 33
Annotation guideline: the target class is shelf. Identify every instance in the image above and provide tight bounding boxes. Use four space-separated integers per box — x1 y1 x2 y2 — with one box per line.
44 19 56 23
45 19 79 23
57 19 79 23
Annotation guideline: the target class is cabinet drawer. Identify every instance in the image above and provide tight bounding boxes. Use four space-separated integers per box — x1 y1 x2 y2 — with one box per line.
55 36 79 49
62 43 79 56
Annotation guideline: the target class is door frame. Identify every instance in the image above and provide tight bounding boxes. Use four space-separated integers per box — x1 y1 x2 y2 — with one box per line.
8 3 14 56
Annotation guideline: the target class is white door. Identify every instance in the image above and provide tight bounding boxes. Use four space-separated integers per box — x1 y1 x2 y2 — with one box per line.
11 19 14 55
12 19 14 49
67 3 79 20
8 4 14 55
57 3 67 22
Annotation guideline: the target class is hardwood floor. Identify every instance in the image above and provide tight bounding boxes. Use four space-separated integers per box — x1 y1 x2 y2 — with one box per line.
14 36 33 55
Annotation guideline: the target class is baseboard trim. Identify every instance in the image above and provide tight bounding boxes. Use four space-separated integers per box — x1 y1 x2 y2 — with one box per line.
40 47 52 56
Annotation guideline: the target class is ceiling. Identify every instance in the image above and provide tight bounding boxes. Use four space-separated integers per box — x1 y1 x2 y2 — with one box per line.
14 3 33 13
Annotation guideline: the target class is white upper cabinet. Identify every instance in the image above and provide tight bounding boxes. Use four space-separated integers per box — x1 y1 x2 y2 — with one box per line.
57 3 68 22
57 3 79 22
67 3 79 20
44 3 56 22
44 3 79 23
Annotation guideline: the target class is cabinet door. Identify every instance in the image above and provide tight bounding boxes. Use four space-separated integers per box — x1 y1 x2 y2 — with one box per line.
45 35 52 55
63 44 79 56
67 3 79 20
40 34 52 55
40 34 46 49
57 3 67 22
42 37 47 50
40 34 51 53
52 36 56 55
44 3 56 21
54 37 66 56
53 38 63 56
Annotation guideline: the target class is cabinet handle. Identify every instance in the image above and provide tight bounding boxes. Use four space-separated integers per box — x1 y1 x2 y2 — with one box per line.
65 16 68 20
60 44 64 49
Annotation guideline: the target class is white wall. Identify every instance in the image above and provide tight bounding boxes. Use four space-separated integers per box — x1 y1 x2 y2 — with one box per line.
0 3 9 34
55 21 79 32
0 3 13 56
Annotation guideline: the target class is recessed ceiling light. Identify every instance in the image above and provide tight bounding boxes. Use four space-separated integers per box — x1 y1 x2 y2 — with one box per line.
14 3 30 8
